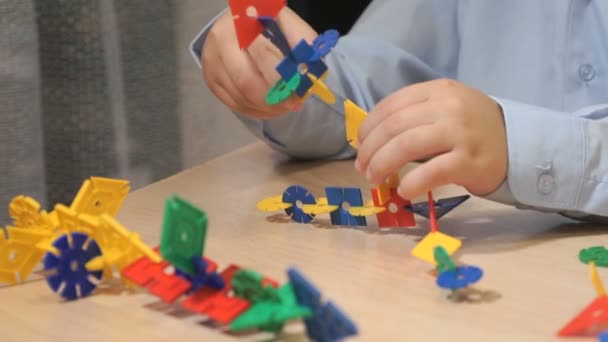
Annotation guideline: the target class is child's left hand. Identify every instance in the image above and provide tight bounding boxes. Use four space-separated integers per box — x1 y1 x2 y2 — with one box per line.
355 79 508 199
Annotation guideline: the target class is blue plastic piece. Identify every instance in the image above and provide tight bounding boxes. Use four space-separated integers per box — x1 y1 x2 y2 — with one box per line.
276 40 328 97
436 265 484 291
599 330 608 342
288 268 358 342
43 232 103 300
405 195 471 220
311 29 340 61
282 185 316 223
325 187 367 227
175 256 225 293
258 16 291 56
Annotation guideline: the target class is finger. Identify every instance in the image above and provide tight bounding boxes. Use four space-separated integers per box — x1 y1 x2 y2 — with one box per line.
358 81 433 144
364 123 453 185
397 152 464 200
277 7 318 46
356 101 440 171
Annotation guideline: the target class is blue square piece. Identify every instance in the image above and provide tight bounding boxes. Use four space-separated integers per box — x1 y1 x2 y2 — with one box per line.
325 187 367 227
276 40 328 97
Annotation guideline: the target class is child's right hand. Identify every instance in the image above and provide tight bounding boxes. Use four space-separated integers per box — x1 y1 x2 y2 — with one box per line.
202 8 317 119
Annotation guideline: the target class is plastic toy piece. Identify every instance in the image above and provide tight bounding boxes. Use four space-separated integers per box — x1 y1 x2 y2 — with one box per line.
181 265 252 325
69 177 130 218
288 268 358 342
230 282 312 333
121 253 192 303
160 196 208 275
282 185 317 223
600 330 608 342
411 232 462 265
266 73 300 105
256 195 292 212
406 195 471 220
434 246 456 273
591 262 607 297
558 296 608 337
436 266 484 291
580 246 608 267
311 29 340 61
344 99 368 149
303 73 336 104
8 196 56 230
375 174 400 206
301 198 339 215
325 187 367 227
276 40 328 97
427 192 439 233
258 16 291 56
175 256 224 293
348 200 386 217
228 0 286 49
0 227 51 284
370 188 416 228
42 232 103 300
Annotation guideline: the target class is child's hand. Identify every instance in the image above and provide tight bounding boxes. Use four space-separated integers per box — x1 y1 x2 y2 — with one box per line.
201 8 317 119
355 79 508 198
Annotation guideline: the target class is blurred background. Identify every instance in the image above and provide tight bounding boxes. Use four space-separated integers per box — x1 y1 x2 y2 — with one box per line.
0 0 370 222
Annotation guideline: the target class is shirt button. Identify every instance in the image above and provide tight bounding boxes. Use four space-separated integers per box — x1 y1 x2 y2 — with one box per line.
538 173 555 195
578 64 596 82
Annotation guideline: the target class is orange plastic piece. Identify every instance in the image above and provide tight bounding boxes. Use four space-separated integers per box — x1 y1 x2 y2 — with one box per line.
0 227 52 284
591 262 607 297
428 192 439 233
344 100 368 149
70 177 130 218
558 296 608 337
375 174 400 206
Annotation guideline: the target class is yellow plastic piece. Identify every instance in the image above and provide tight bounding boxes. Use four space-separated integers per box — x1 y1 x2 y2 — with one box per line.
411 232 462 265
0 227 53 284
301 197 339 215
70 177 130 217
54 204 97 236
344 99 368 149
349 200 387 216
8 196 57 231
590 262 606 297
256 195 292 212
375 173 401 205
302 73 336 104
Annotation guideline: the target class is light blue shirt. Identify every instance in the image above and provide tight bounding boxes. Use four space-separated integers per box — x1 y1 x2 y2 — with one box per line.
192 0 608 221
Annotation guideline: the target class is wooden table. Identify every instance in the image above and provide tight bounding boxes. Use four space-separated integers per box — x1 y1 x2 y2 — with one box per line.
1 143 606 341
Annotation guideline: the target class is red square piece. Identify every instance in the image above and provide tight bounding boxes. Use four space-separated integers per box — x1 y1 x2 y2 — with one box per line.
558 296 608 336
228 0 286 49
121 255 170 287
371 188 416 228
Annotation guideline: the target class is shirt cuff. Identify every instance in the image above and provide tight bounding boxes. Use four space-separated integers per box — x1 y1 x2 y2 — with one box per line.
493 97 585 212
190 9 227 68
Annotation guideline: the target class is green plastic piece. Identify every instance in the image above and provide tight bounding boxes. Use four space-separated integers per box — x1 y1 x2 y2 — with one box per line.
434 246 456 273
230 282 312 333
266 74 301 105
159 196 208 275
579 246 608 267
232 269 279 303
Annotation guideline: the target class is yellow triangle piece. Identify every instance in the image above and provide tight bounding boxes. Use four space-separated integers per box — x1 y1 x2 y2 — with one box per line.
70 177 130 217
590 261 606 297
302 197 339 215
303 73 336 104
256 195 292 212
344 100 368 149
411 232 462 265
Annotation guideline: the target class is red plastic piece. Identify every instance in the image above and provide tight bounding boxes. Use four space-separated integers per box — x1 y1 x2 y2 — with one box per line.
371 188 416 228
428 191 439 233
181 265 280 325
228 0 286 49
558 296 608 337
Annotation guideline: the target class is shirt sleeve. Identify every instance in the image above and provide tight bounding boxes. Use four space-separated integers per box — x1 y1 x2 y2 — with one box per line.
487 98 608 219
189 0 460 160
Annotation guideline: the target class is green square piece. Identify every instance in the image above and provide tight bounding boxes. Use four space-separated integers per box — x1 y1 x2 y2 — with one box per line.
160 196 208 275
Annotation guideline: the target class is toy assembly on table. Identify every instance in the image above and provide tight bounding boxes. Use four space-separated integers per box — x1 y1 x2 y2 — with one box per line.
1 0 607 340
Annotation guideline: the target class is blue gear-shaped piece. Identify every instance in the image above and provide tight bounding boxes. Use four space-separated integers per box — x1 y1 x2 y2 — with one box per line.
282 185 316 224
436 266 483 291
43 232 103 300
311 29 340 61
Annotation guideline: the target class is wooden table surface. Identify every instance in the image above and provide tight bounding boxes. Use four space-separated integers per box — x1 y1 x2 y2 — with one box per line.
1 143 607 341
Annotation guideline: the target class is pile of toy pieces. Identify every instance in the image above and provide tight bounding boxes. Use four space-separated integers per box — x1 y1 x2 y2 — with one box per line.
557 246 608 340
0 177 357 341
234 0 483 294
